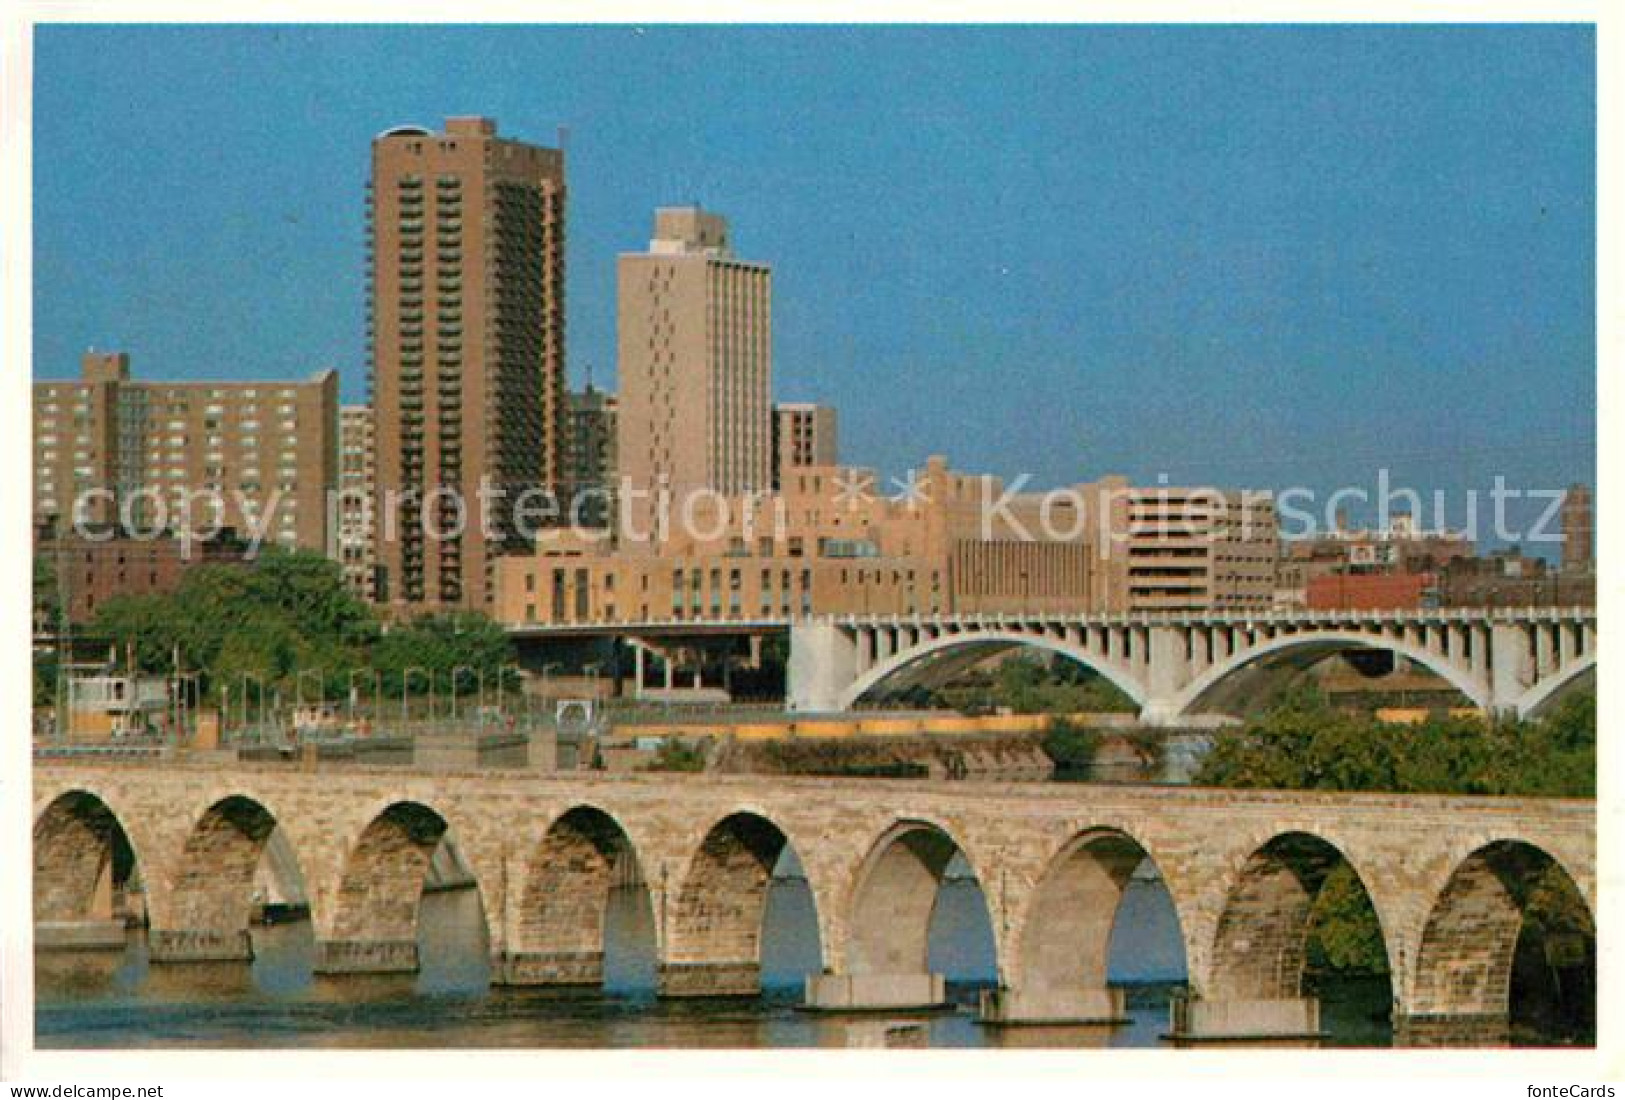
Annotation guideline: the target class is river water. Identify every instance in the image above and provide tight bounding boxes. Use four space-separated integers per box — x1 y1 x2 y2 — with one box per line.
36 872 1394 1049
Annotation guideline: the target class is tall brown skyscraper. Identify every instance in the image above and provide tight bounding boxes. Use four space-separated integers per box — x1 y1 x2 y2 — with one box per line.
369 116 566 611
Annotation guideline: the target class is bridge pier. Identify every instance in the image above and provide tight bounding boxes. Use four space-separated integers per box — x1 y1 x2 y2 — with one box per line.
786 620 858 712
1164 996 1324 1044
803 971 947 1012
314 939 419 975
1392 1012 1509 1048
491 949 602 986
658 961 761 998
1137 699 1184 727
148 928 254 963
978 984 1127 1026
34 919 129 952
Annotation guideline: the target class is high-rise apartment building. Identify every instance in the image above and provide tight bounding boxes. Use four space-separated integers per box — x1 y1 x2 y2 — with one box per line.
617 206 772 531
369 116 566 611
32 352 338 552
772 402 838 488
338 405 378 600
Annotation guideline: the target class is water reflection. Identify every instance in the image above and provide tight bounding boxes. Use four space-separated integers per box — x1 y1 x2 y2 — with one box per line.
37 873 1392 1049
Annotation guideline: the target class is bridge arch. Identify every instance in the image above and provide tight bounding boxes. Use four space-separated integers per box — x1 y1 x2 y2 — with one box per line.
320 798 488 974
1168 631 1488 719
1203 830 1394 1008
839 817 998 987
838 630 1146 712
1514 654 1596 720
1011 825 1189 1002
156 793 307 962
502 803 643 987
663 809 823 996
32 789 147 928
1403 838 1595 1046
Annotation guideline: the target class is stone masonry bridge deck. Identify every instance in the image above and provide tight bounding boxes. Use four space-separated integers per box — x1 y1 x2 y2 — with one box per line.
33 762 1594 1046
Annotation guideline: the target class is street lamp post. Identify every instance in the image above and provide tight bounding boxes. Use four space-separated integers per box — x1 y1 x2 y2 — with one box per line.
348 669 366 724
179 671 199 743
502 662 523 723
401 666 432 728
451 664 474 722
238 672 266 738
297 669 324 725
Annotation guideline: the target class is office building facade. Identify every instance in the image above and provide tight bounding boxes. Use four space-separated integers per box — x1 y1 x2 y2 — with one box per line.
772 402 838 488
493 457 1131 624
1118 487 1279 613
617 206 772 532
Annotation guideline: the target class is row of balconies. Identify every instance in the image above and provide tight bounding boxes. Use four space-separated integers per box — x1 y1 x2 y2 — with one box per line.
394 281 471 298
394 302 466 326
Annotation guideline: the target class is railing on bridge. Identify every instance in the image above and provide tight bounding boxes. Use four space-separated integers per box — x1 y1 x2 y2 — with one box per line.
32 743 167 761
824 605 1596 628
506 604 1594 633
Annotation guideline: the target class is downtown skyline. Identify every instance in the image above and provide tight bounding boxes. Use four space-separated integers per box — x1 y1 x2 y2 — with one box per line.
32 24 1595 528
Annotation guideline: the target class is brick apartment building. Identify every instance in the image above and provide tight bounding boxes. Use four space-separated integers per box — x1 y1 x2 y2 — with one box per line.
32 352 338 553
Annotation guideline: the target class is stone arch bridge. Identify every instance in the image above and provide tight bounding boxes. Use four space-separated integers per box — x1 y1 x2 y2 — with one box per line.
785 607 1595 722
34 762 1593 1046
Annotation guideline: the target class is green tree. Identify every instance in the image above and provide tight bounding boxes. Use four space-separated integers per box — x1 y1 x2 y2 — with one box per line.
1040 718 1103 776
646 738 708 772
1195 690 1594 799
89 549 378 701
1305 863 1391 975
373 612 517 696
1195 689 1596 975
33 554 61 632
935 652 1137 714
33 649 59 710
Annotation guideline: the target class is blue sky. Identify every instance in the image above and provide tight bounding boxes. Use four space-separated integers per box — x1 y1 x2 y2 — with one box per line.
33 24 1594 532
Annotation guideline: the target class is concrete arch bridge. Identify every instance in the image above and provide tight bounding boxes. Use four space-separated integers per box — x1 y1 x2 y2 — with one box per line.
785 607 1595 723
